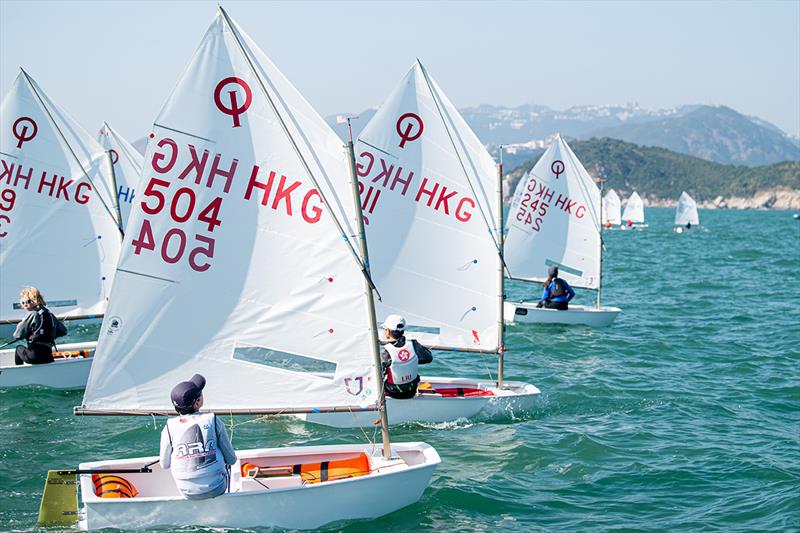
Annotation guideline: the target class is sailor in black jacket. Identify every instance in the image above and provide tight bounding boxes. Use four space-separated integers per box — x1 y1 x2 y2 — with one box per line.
13 287 60 365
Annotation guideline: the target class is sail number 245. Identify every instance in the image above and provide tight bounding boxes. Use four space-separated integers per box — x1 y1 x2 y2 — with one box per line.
131 178 221 272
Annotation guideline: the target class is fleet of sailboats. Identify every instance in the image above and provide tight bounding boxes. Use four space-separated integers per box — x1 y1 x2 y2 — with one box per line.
294 61 539 429
0 4 719 529
52 9 440 529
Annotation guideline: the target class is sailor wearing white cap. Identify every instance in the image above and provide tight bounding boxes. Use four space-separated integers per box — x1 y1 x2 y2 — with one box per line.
380 315 433 399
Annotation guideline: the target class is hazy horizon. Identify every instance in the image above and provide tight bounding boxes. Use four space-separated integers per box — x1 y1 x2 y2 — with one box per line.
2 0 798 143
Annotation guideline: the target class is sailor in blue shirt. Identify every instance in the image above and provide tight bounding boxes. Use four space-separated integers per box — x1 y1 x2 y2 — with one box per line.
537 266 575 311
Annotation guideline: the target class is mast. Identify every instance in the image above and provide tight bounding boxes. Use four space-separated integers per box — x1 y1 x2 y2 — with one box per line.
496 146 505 388
597 178 604 309
104 146 124 238
346 133 391 459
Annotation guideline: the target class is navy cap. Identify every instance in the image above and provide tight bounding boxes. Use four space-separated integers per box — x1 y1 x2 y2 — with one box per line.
548 266 559 277
170 374 206 412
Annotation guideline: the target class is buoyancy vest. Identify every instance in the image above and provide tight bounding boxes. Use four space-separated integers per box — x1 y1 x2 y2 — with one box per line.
384 339 419 385
549 279 567 300
26 307 57 348
166 413 225 484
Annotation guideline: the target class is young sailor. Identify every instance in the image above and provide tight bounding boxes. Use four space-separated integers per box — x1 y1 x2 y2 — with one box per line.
537 266 576 311
13 287 66 365
160 374 237 500
380 314 433 399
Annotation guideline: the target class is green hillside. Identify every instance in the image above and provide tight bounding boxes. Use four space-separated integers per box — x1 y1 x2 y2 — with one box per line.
506 138 800 201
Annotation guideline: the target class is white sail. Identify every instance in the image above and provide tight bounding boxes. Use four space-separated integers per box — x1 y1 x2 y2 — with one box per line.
602 189 621 225
622 191 645 224
504 135 601 289
97 122 144 231
355 61 500 352
0 71 122 323
675 191 699 225
82 12 376 414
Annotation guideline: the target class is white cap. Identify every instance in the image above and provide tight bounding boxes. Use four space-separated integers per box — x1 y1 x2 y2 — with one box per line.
381 314 406 332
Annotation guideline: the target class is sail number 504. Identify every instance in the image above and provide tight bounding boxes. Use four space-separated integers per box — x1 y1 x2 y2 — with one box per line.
131 177 222 272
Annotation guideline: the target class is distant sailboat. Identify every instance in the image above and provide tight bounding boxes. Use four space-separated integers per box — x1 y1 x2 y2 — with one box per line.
97 122 144 230
503 135 620 327
621 191 647 228
0 69 122 387
39 8 438 530
674 191 699 232
299 60 540 428
602 188 621 228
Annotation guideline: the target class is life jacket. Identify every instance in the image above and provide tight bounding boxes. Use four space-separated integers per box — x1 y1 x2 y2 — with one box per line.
165 412 225 483
28 307 56 348
92 474 138 498
384 338 419 385
549 278 567 300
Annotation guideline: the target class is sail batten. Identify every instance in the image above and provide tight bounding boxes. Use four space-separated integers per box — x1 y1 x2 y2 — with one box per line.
504 136 601 290
82 11 378 414
354 61 500 353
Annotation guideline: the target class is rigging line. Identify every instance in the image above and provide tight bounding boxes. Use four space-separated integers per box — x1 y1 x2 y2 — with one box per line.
415 62 509 272
20 69 124 238
218 7 375 290
416 62 500 244
105 122 143 175
350 404 378 448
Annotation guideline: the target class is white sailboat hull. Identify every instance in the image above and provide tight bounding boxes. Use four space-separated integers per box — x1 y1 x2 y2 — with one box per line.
504 301 620 327
297 376 540 428
79 442 439 530
0 342 96 389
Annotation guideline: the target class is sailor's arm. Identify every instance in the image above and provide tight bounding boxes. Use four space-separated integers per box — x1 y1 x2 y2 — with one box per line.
215 416 237 465
412 340 433 364
159 426 172 469
380 346 391 372
566 282 576 301
13 313 34 339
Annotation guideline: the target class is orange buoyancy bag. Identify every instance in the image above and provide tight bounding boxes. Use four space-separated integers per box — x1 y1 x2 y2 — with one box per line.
242 453 371 484
92 474 138 498
434 387 494 397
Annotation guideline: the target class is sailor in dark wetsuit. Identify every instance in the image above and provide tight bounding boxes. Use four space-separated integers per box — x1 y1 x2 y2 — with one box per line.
536 266 575 311
380 314 433 399
13 287 61 365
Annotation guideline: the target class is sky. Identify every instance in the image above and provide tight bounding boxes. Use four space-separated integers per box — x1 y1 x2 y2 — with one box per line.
1 0 798 144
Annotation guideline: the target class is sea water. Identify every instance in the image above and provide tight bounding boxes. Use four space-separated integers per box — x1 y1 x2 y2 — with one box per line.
1 208 798 531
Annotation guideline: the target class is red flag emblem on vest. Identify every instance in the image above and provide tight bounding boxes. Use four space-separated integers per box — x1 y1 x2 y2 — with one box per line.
397 349 411 362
